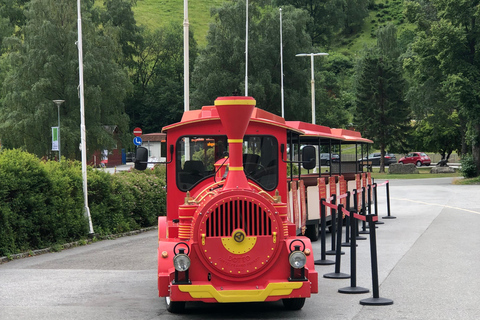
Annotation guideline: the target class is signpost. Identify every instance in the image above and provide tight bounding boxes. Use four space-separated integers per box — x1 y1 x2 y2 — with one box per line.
133 127 142 137
133 136 142 146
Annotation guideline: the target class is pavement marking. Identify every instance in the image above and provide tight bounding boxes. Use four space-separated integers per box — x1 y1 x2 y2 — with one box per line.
392 197 480 215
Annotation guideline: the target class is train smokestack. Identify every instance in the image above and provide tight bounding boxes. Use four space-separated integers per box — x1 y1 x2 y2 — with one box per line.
214 96 256 190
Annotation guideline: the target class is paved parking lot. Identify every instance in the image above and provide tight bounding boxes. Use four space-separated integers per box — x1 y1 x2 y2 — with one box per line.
1 177 479 319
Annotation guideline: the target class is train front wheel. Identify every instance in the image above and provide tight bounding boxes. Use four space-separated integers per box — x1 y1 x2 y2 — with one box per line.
282 298 306 310
165 296 185 313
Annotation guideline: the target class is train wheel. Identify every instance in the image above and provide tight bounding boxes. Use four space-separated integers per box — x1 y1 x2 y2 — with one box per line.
165 296 185 313
282 298 306 310
305 223 319 242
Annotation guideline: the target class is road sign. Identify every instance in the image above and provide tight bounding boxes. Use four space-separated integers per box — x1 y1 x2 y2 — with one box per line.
133 127 142 137
133 136 142 146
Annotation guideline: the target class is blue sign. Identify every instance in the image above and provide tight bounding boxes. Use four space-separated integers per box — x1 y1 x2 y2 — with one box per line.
133 136 142 146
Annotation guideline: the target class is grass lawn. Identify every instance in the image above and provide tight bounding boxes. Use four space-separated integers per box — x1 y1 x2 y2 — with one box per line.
370 167 460 180
132 0 224 46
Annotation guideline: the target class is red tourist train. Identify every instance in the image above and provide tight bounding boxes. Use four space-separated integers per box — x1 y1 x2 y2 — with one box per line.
134 95 372 312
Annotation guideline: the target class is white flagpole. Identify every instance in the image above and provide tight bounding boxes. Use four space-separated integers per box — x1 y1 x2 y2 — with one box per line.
184 0 189 111
77 0 94 235
280 8 284 118
245 0 248 96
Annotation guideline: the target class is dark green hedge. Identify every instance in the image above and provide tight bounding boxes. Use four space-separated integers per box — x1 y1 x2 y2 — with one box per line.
0 149 166 256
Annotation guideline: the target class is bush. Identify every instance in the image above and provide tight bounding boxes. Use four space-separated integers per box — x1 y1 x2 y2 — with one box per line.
0 149 166 256
460 154 478 178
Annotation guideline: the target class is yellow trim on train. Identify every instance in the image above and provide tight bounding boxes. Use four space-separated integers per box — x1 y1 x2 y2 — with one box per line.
214 99 256 106
178 282 303 302
228 166 244 171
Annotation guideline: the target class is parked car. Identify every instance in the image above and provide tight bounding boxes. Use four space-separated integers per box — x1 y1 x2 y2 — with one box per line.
358 152 397 166
398 152 431 166
320 153 340 166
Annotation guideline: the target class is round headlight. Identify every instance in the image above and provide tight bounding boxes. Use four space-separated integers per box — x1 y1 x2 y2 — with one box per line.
173 254 191 272
289 251 306 269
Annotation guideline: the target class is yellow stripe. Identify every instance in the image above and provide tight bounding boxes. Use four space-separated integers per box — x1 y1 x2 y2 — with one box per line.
214 99 256 106
178 282 303 303
228 139 243 143
229 166 243 171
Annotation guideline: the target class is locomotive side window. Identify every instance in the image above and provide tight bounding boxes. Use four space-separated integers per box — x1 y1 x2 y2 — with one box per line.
177 136 227 191
243 136 278 191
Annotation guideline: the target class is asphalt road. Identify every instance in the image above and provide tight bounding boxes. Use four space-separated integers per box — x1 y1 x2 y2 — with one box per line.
1 177 479 320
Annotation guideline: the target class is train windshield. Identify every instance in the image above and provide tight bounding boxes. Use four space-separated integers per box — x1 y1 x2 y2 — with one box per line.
177 136 227 191
176 135 278 192
243 135 278 191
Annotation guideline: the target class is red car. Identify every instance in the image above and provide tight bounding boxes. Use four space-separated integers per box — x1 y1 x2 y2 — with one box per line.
399 152 431 166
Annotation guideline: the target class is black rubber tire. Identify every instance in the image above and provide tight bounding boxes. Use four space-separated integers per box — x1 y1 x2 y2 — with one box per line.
282 298 306 310
165 296 185 313
305 223 319 242
416 161 422 167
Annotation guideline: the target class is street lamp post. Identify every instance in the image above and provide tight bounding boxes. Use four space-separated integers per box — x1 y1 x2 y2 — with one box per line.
53 100 65 161
296 53 328 124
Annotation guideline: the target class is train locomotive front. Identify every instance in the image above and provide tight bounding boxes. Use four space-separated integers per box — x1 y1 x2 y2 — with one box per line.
153 96 318 313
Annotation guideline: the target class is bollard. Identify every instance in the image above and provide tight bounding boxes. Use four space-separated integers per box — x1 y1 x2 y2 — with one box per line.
382 181 396 219
315 198 335 266
324 204 350 280
359 214 393 306
338 208 369 294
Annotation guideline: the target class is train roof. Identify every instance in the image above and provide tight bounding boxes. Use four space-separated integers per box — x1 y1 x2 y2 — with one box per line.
161 104 373 144
331 128 373 144
162 105 304 134
285 121 345 141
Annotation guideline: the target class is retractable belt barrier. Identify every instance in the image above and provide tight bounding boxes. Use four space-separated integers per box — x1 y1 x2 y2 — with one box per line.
316 176 394 306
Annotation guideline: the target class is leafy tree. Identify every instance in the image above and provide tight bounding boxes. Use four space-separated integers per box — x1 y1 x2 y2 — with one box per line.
0 0 130 159
404 0 480 173
192 1 315 122
355 25 411 173
127 23 198 133
101 0 143 70
274 0 368 46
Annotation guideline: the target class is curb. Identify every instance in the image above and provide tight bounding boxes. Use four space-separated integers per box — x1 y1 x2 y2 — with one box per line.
0 226 158 265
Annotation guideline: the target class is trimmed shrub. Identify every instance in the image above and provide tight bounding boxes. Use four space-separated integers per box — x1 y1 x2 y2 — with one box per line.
0 149 167 256
460 154 478 178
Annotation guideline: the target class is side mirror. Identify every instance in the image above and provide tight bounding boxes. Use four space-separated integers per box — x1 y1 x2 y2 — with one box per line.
302 145 316 170
134 147 148 171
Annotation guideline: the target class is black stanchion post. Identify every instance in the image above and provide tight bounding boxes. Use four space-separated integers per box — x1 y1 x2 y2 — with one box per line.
315 198 335 265
359 187 369 234
359 215 393 306
327 194 344 256
373 183 384 224
324 204 350 279
382 181 396 219
339 209 369 294
342 191 353 247
353 189 366 240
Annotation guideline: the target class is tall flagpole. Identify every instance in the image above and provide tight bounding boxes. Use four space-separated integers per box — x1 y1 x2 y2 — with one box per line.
280 8 284 118
77 0 94 235
184 0 189 111
245 0 248 96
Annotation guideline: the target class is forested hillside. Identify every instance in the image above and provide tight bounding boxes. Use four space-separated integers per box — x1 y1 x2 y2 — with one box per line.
0 0 479 175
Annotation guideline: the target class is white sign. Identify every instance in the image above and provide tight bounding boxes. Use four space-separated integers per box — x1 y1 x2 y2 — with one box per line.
52 127 59 151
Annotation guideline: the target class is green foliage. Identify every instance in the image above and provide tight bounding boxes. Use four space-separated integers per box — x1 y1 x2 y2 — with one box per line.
460 154 477 179
0 0 130 159
0 149 166 256
354 24 411 171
